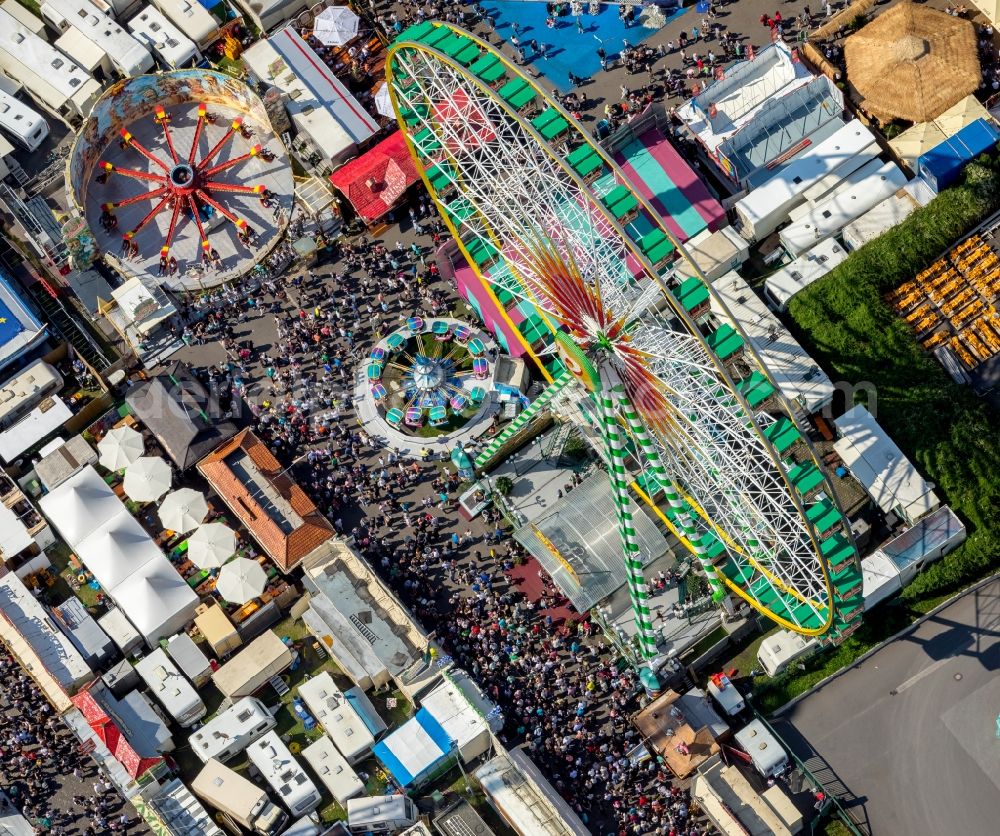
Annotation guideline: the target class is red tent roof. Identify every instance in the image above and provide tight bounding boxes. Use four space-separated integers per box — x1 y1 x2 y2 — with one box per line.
329 131 420 223
71 687 163 780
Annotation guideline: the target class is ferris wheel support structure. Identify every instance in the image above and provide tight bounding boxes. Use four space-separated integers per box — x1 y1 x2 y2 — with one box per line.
386 21 865 660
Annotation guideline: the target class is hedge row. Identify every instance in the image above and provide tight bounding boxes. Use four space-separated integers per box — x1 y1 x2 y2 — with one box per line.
754 158 1000 712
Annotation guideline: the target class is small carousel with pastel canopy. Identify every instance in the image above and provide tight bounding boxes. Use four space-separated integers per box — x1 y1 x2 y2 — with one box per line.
366 316 493 434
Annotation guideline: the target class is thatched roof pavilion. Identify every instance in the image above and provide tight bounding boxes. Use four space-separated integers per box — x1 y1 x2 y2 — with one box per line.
845 2 980 123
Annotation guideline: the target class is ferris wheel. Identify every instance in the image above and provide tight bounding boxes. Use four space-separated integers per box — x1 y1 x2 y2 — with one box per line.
386 22 864 659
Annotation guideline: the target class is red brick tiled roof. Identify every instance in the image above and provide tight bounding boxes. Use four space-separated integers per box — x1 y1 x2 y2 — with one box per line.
197 429 334 573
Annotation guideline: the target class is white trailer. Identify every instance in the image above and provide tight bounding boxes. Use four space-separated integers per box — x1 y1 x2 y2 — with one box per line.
0 8 101 124
297 672 375 764
300 735 364 805
756 630 821 677
840 180 934 251
346 796 419 835
734 720 789 779
246 731 322 818
0 0 45 34
191 758 288 836
134 646 206 727
127 5 198 69
229 0 310 33
189 696 276 763
763 238 849 311
779 160 909 257
165 632 212 688
40 0 153 77
150 0 218 49
861 551 904 611
733 120 878 241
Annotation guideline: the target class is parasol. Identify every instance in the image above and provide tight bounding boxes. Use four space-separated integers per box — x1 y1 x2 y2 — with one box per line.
97 426 144 471
216 556 268 604
313 6 360 46
123 456 172 503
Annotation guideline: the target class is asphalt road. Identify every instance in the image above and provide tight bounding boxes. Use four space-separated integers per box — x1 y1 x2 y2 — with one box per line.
774 577 1000 836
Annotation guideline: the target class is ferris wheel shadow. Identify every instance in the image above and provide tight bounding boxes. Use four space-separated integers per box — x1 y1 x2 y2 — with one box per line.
767 716 873 834
896 576 1000 671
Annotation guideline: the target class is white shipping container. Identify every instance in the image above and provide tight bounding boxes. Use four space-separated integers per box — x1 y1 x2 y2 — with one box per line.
763 238 849 311
779 160 909 257
733 120 878 241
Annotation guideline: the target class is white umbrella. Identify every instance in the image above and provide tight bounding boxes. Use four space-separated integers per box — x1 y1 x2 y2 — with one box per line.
158 488 209 534
216 556 268 604
187 522 237 570
313 6 359 46
97 426 144 471
123 456 172 503
374 83 394 119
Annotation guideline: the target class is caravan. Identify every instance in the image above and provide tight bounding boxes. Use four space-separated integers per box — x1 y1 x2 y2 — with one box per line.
300 735 364 805
0 88 48 152
192 759 288 835
346 796 419 835
127 5 198 69
246 731 322 818
149 0 218 50
296 673 375 764
134 647 206 727
763 238 849 312
189 696 276 763
0 8 101 123
40 0 154 78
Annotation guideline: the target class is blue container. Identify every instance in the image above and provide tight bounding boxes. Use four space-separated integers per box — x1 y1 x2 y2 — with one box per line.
917 118 1000 193
292 697 316 731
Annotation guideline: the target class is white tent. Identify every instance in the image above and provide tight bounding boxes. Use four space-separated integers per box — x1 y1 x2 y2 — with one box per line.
74 513 161 591
97 426 144 471
216 557 267 604
124 456 172 503
313 6 359 46
37 465 199 648
112 560 198 645
187 522 237 570
38 466 125 545
158 488 208 534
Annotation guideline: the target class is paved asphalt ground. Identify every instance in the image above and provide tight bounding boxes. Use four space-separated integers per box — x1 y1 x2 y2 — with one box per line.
773 577 1000 836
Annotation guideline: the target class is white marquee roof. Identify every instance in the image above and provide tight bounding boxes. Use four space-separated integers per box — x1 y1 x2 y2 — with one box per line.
38 465 126 546
74 512 162 592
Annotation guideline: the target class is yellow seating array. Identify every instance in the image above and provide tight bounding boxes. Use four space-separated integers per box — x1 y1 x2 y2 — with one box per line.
886 234 1000 371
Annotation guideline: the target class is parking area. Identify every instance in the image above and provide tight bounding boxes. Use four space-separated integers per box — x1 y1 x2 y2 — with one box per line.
773 577 1000 836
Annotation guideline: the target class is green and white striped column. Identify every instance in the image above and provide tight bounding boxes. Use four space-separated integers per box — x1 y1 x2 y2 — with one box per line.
612 385 727 604
474 370 573 469
597 367 659 660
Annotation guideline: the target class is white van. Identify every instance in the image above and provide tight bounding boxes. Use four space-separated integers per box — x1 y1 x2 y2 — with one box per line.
346 796 419 835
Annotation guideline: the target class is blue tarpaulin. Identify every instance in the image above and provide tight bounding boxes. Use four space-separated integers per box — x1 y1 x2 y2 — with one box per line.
372 708 454 787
